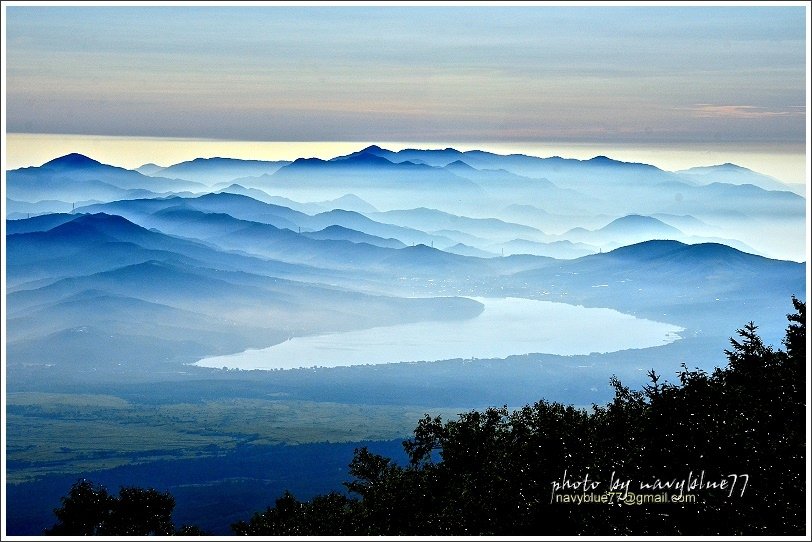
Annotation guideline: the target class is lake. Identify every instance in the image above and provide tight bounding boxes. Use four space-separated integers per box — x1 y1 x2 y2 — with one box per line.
194 297 683 371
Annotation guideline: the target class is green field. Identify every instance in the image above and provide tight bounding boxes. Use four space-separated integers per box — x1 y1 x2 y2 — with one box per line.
6 392 465 484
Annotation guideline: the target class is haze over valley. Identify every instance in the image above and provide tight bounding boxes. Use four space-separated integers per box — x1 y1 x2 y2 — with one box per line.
4 142 807 533
6 144 805 394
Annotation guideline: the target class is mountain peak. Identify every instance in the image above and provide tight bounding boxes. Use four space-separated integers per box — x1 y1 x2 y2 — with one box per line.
290 157 327 166
445 160 476 171
331 151 394 165
43 153 102 168
610 214 659 224
588 155 617 164
603 239 686 258
41 212 151 242
718 162 748 171
601 239 765 263
135 163 165 175
599 214 682 235
68 212 143 230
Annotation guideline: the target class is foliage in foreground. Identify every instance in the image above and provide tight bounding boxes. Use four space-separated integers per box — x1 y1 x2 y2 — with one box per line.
232 297 806 536
46 297 806 535
44 480 206 535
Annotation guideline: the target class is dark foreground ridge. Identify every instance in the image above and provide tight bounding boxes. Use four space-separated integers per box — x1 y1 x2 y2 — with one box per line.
44 297 806 536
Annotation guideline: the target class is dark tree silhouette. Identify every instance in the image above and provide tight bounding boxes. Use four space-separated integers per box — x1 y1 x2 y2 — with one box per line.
46 298 806 536
229 297 805 536
232 490 360 535
46 479 204 535
45 480 115 535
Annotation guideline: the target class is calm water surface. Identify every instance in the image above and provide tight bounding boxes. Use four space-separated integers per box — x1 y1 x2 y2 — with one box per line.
194 297 683 371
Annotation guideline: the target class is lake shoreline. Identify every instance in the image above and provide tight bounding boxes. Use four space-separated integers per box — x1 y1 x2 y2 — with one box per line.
193 297 684 371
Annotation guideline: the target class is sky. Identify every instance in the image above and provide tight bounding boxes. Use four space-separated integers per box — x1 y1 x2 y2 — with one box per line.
2 4 809 181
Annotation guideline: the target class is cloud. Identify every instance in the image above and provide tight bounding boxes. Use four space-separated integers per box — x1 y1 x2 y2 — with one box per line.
686 104 804 119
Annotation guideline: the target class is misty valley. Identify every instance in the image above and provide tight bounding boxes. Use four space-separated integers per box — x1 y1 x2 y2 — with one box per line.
4 145 806 534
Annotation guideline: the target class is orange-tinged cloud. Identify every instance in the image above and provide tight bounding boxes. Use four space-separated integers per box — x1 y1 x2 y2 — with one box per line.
687 104 804 119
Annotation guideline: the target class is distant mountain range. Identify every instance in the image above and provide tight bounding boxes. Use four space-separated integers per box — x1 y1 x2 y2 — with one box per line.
676 163 801 193
345 145 681 188
6 146 806 263
7 211 490 376
7 205 803 383
564 214 682 243
139 157 291 185
302 225 405 249
4 143 806 542
7 153 205 206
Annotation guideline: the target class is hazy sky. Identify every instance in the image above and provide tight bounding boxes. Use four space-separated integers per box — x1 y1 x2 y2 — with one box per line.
5 5 807 150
